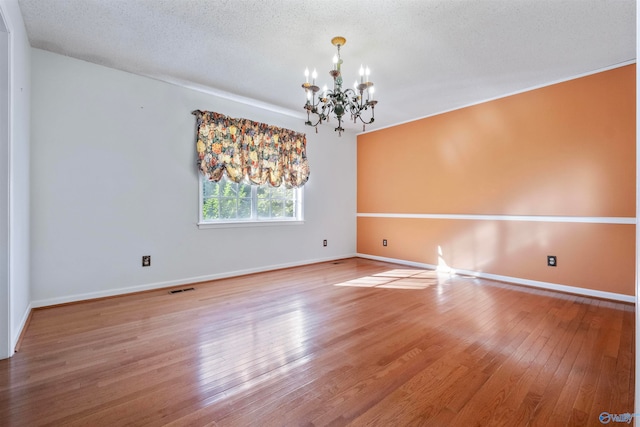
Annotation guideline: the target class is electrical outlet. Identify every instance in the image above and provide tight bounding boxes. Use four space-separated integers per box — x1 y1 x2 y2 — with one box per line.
547 255 557 267
323 239 327 247
383 239 387 246
142 255 151 267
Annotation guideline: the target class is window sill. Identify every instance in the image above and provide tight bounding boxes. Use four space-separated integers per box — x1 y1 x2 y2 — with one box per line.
197 220 305 229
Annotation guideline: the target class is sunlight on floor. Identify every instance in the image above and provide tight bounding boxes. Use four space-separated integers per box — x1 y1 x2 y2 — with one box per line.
335 269 447 290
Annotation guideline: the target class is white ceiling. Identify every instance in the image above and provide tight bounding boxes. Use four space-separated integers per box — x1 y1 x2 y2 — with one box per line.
17 0 636 132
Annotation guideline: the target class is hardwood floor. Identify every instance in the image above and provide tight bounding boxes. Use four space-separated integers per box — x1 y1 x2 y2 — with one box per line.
0 258 634 426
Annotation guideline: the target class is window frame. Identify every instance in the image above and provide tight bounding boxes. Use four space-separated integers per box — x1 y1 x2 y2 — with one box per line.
197 175 304 229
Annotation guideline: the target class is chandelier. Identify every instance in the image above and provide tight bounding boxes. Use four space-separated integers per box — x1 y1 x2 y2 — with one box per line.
302 36 377 136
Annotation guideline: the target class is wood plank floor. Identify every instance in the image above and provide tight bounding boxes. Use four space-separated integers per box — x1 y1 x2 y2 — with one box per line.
0 258 634 426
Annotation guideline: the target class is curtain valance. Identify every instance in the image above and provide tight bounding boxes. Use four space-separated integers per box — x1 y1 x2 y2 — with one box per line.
193 110 310 188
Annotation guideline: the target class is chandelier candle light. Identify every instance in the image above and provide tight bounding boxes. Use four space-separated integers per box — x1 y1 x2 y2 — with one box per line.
302 36 377 135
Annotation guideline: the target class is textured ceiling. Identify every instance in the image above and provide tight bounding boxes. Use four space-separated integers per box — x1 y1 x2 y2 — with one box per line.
17 0 636 133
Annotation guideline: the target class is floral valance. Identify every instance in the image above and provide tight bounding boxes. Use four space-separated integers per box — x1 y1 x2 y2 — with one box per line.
193 110 310 188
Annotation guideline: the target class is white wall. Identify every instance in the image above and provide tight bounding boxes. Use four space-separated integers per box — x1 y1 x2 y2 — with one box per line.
30 48 356 306
0 0 30 358
0 9 8 359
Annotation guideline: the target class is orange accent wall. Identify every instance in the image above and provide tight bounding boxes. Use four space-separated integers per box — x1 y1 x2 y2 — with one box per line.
357 65 636 296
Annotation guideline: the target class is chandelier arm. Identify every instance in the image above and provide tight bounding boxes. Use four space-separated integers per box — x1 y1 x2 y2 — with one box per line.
354 105 375 125
304 100 331 128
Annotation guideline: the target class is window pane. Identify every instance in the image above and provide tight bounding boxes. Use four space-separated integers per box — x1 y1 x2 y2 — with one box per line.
222 181 237 197
271 200 284 217
285 188 295 199
202 197 220 220
284 200 295 217
257 198 270 218
238 198 252 219
257 186 268 199
220 198 237 219
203 180 220 198
272 186 286 198
238 182 252 198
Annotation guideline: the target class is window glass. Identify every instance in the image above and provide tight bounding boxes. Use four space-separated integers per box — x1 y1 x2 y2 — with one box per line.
201 176 302 223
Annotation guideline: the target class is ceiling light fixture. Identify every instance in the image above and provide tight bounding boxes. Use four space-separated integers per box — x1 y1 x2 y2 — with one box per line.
302 36 377 136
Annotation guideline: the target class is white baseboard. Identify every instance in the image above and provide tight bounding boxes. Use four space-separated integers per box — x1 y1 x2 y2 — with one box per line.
31 254 357 308
357 253 635 303
30 252 633 308
12 302 32 352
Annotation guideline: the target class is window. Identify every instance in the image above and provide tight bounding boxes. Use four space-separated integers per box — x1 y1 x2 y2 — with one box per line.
199 176 303 225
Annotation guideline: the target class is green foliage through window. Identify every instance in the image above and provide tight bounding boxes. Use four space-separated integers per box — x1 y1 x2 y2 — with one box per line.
201 176 301 222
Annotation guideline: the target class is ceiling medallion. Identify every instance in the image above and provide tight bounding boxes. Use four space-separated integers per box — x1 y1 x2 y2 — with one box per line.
302 37 377 136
